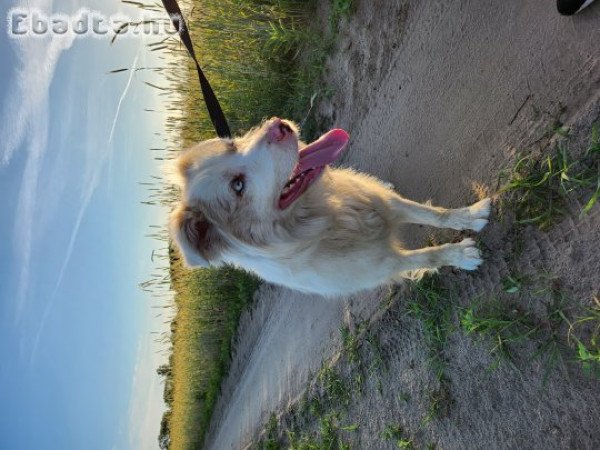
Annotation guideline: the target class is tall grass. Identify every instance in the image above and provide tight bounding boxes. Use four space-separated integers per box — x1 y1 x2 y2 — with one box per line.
159 0 330 147
162 254 259 450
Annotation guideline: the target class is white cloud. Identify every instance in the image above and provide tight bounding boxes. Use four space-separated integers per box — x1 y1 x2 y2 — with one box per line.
27 40 144 366
1 2 77 323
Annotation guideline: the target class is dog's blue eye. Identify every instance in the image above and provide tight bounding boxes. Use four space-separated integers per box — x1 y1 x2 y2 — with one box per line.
231 176 245 195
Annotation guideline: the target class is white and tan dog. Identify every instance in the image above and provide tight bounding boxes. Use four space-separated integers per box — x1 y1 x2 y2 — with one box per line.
170 118 490 296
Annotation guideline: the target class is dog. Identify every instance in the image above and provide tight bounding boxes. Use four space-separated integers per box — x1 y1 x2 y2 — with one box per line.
169 117 490 296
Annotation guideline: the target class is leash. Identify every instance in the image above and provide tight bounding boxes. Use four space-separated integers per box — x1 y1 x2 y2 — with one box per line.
161 0 232 139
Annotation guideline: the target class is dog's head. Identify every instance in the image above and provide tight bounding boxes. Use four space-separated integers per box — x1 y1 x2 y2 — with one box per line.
170 117 349 267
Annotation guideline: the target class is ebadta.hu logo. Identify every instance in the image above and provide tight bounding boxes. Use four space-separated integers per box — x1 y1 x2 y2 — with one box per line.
6 7 182 39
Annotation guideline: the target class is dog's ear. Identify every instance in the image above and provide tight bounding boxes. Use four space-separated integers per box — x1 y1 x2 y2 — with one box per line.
169 204 224 267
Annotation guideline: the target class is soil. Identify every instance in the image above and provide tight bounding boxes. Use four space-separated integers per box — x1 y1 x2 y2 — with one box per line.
204 1 600 449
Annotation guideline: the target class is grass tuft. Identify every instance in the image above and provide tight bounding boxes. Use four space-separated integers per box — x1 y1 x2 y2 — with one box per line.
564 295 600 378
339 324 361 365
500 126 600 229
460 302 539 369
380 424 414 449
330 0 354 31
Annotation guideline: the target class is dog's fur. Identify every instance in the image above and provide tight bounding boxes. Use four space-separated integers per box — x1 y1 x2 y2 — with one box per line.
170 118 490 296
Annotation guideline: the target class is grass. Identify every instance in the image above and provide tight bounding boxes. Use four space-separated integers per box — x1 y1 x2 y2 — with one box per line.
380 424 414 449
365 330 387 376
564 295 600 378
458 278 566 378
156 0 344 148
574 340 600 377
459 274 568 375
261 413 282 450
161 256 259 449
500 124 600 229
340 324 361 365
501 274 526 294
285 412 352 450
330 0 354 31
257 404 354 449
254 322 384 448
317 366 352 408
404 276 457 424
422 384 453 425
406 276 454 382
460 302 539 370
460 272 600 382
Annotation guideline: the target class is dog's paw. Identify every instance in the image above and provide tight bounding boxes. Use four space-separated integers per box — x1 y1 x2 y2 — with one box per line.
452 238 482 271
447 198 491 231
467 198 491 231
469 198 491 219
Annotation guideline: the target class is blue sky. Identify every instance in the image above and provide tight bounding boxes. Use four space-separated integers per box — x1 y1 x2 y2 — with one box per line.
1 1 174 449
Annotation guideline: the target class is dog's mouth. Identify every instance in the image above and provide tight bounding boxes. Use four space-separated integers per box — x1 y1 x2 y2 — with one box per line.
278 129 349 209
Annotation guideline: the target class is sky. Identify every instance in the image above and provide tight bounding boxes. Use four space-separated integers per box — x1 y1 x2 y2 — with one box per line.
0 1 176 449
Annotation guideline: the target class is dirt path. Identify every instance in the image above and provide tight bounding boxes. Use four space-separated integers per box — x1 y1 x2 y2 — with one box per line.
204 1 600 448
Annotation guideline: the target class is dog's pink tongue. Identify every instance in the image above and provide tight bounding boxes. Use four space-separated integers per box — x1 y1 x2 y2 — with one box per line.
297 129 349 172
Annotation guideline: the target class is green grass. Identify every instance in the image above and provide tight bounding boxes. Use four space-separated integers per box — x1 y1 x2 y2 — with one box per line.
500 125 600 229
153 0 342 149
317 366 352 408
406 276 454 382
422 385 453 425
501 274 526 294
405 276 456 423
459 281 569 380
330 0 354 31
255 339 366 448
564 295 600 378
259 413 282 450
503 127 600 376
339 325 361 365
285 412 352 450
460 303 539 370
365 330 386 375
161 257 259 449
460 273 600 382
380 424 414 449
261 405 353 450
398 392 411 403
574 340 600 377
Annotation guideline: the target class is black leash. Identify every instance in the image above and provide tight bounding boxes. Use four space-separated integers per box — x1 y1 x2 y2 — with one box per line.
161 0 232 139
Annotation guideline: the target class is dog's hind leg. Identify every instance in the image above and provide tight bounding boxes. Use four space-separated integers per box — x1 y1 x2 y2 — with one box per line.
390 196 491 232
393 238 483 272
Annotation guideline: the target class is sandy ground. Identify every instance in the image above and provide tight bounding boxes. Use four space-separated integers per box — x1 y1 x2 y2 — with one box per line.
204 1 600 448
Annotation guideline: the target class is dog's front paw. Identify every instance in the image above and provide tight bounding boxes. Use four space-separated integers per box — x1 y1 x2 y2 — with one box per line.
452 238 482 271
466 198 491 232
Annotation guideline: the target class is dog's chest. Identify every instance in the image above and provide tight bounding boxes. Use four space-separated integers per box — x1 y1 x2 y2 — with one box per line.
225 250 335 294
